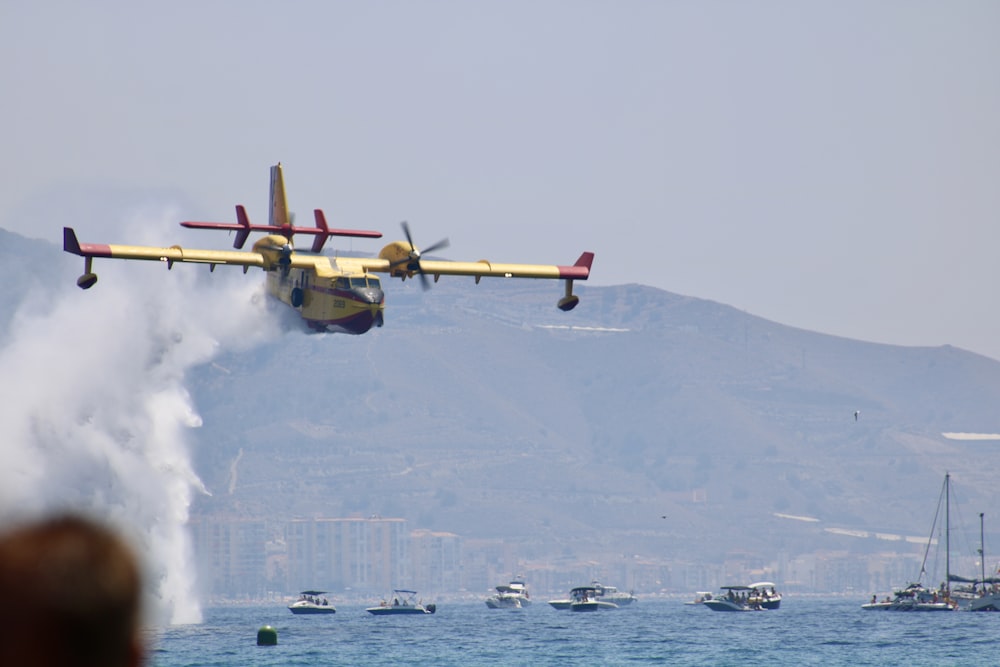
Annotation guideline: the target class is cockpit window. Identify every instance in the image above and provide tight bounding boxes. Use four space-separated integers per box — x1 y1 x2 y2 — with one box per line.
338 276 381 289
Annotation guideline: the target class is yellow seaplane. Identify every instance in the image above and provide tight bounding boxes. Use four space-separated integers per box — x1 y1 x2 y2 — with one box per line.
63 164 594 335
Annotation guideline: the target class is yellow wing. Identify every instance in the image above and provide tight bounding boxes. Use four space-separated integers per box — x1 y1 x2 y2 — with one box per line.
337 239 594 311
63 227 331 288
339 240 593 283
64 227 595 310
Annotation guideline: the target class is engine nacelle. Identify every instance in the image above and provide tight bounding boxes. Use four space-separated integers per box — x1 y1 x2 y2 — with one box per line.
253 234 294 270
378 241 418 277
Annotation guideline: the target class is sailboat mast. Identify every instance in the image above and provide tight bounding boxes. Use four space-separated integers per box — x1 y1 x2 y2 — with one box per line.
945 472 951 598
981 512 986 590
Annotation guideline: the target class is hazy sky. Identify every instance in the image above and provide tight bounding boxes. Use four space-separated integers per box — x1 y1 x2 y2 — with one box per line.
3 1 999 358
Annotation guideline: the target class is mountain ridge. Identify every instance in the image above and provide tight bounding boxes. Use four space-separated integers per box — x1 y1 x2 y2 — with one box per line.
5 227 1000 573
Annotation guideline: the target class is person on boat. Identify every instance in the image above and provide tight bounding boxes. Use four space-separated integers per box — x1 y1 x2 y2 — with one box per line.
871 595 877 605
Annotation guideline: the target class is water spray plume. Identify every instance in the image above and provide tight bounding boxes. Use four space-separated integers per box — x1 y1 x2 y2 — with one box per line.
0 209 282 624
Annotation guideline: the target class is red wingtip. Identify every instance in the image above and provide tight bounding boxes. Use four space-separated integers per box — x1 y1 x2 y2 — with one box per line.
557 252 594 280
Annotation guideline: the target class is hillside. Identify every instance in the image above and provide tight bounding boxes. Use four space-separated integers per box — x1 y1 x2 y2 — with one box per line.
183 278 1000 566
6 227 1000 571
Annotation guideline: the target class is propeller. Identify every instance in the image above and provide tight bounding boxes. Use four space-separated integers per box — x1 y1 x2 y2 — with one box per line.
390 221 449 290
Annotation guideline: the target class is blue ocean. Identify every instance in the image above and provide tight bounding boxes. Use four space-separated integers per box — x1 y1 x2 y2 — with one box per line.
147 598 997 666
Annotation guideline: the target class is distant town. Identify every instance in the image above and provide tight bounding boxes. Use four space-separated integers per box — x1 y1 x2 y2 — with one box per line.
190 514 964 602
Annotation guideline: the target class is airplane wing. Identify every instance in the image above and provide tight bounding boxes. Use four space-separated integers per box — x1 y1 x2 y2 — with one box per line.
416 255 593 281
64 225 595 310
63 227 329 289
65 227 267 267
339 248 593 310
340 253 594 282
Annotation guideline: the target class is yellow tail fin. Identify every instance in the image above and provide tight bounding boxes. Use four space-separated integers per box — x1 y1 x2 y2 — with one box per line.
269 163 290 227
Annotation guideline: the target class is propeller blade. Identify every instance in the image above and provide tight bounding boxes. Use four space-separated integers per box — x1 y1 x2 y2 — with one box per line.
401 221 415 250
420 238 450 255
391 222 449 289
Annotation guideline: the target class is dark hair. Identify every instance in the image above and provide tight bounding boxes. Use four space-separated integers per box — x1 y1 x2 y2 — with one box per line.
0 515 143 667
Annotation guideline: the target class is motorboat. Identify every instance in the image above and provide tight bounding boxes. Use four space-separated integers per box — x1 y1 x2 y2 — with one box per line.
684 591 715 605
589 581 637 606
702 583 781 611
862 583 954 611
549 581 635 609
568 586 619 612
749 581 781 609
288 590 336 614
366 589 437 615
485 578 532 609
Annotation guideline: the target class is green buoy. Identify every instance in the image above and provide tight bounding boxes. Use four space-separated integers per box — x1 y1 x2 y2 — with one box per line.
257 625 278 646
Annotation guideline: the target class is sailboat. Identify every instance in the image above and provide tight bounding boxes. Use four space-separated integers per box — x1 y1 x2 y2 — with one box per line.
950 511 1000 611
862 473 957 611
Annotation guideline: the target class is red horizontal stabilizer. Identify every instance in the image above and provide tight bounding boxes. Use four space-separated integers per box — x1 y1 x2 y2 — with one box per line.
181 221 249 231
311 209 385 252
182 208 382 253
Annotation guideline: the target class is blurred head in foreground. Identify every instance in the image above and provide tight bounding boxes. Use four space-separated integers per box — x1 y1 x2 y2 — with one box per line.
0 514 143 667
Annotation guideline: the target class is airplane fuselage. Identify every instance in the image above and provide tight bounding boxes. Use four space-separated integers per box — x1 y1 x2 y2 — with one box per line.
266 265 385 334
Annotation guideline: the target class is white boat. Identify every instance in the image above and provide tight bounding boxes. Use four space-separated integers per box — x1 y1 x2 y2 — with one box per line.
702 583 781 612
951 511 1000 611
549 581 635 609
568 586 619 612
589 581 637 606
862 473 958 611
366 589 436 615
862 583 953 611
966 590 1000 612
288 590 336 614
684 591 715 605
485 578 532 609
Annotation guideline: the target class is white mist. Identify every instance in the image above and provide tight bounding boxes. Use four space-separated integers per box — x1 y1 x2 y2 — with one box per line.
0 210 282 624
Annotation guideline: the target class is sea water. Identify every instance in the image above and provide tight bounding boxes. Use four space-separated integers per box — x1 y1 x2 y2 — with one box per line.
147 598 998 666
